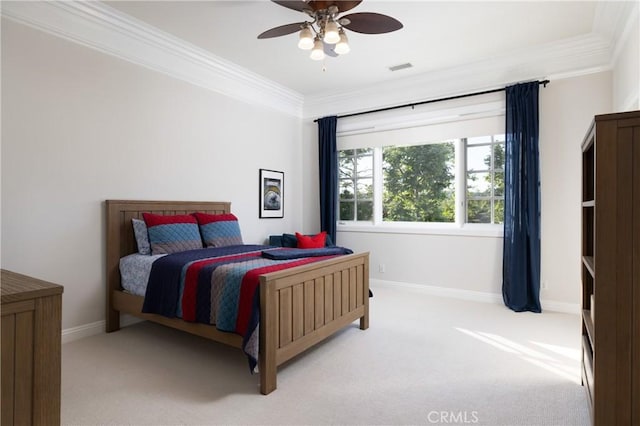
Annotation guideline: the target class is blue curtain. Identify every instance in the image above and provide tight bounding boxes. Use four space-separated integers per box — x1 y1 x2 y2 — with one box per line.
502 82 541 313
318 116 338 244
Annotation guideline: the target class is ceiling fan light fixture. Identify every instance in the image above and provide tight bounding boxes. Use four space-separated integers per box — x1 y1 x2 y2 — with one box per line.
310 37 325 60
297 24 314 50
334 29 350 55
260 1 404 64
323 20 340 44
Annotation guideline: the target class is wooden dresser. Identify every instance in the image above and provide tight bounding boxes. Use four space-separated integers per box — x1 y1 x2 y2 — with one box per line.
1 269 63 425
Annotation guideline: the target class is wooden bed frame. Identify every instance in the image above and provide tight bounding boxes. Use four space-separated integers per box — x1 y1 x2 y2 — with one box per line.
105 200 369 395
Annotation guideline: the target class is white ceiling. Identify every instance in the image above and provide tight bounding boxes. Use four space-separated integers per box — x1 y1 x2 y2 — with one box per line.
105 0 602 98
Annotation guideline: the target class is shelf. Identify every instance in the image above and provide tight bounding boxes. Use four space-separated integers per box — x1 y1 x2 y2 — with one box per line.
582 334 594 406
582 256 595 277
582 200 595 207
582 335 593 368
583 309 595 348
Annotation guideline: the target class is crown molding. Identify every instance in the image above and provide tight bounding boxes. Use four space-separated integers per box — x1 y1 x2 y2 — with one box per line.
608 1 639 66
305 1 636 119
593 0 638 46
303 32 613 119
1 1 304 118
1 1 633 121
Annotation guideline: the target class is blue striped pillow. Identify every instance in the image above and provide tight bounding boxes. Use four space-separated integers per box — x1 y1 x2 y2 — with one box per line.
193 213 243 247
142 213 203 255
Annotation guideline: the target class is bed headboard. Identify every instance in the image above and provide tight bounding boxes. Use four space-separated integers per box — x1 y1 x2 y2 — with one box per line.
105 200 231 329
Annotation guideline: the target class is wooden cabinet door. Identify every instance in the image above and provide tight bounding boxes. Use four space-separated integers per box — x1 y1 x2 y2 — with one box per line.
632 120 640 426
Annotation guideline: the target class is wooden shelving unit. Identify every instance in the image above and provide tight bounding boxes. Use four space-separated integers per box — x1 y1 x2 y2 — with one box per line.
580 110 640 425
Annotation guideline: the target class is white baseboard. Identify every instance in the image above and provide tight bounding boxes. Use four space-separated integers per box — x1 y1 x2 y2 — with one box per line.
62 315 144 344
62 320 104 344
370 279 580 314
538 299 581 315
63 280 578 343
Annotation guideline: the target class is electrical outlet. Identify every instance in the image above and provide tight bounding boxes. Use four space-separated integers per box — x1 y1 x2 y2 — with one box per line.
379 263 386 273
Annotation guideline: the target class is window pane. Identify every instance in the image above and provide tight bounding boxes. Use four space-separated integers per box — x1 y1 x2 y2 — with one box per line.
494 199 504 224
357 201 373 221
439 193 456 223
357 155 373 178
464 137 504 224
467 199 491 223
339 157 355 179
467 136 492 145
339 179 354 199
340 202 354 221
383 142 455 223
339 148 375 222
493 143 505 171
494 171 504 196
467 172 491 197
357 178 373 199
467 145 492 171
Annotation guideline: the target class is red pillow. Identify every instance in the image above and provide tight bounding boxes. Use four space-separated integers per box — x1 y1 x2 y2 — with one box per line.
296 231 327 249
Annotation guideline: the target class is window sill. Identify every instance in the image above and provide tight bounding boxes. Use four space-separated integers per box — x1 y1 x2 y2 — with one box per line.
337 223 504 238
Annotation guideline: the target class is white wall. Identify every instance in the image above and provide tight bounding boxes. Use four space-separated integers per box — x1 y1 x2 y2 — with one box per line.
1 19 302 330
612 13 639 111
302 121 320 233
539 71 611 305
302 72 612 308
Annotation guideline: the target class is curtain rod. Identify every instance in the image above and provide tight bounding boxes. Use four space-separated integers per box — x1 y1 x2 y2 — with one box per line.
313 79 550 122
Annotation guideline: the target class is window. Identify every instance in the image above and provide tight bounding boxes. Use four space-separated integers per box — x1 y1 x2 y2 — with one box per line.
339 149 373 221
465 135 505 224
337 134 505 227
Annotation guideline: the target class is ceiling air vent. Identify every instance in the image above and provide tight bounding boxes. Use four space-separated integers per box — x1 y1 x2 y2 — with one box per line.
389 63 413 72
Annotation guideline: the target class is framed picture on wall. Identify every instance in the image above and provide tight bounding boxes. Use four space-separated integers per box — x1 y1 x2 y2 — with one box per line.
259 169 284 218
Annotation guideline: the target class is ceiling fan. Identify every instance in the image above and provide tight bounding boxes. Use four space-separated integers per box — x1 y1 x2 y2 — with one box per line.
258 1 403 61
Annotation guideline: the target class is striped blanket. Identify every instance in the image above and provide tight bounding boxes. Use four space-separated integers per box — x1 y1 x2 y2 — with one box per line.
141 244 348 371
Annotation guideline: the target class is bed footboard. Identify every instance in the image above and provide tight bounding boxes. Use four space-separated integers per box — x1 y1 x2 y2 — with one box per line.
259 252 369 394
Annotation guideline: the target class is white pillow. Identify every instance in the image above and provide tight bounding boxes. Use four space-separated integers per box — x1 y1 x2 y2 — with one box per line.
132 218 151 255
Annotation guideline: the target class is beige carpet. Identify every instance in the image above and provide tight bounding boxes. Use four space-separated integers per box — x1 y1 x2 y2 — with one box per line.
62 286 590 425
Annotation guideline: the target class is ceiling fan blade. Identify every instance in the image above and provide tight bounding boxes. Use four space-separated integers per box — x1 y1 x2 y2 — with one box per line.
334 1 362 12
341 12 403 34
271 1 308 12
271 0 362 14
258 22 305 39
308 1 362 12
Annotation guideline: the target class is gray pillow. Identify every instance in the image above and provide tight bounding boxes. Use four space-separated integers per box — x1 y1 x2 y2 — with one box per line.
132 218 151 255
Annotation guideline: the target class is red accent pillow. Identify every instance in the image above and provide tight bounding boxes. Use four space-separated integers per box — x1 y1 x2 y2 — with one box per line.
296 231 327 249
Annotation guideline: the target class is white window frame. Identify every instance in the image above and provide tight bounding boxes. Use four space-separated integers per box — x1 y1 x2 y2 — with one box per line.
338 142 503 237
335 95 505 237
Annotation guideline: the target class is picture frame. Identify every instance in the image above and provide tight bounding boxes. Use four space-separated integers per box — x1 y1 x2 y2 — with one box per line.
259 169 284 218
